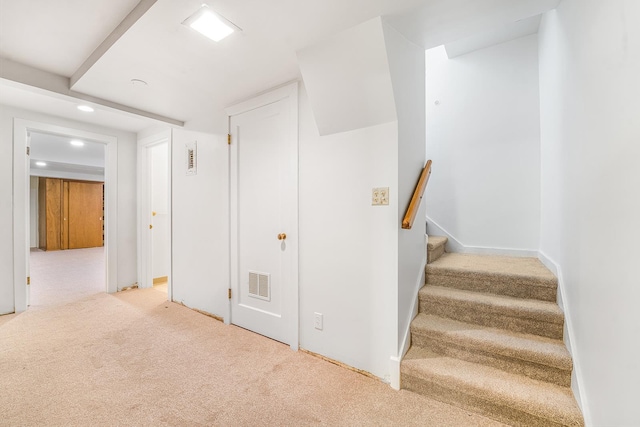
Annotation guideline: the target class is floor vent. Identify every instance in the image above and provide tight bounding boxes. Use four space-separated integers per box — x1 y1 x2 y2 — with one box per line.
248 271 270 301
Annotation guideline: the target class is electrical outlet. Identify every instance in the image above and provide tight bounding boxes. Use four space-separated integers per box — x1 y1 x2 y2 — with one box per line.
314 312 323 330
372 187 389 206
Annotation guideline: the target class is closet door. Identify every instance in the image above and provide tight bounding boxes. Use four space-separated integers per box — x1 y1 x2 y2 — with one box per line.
38 177 62 251
68 182 104 249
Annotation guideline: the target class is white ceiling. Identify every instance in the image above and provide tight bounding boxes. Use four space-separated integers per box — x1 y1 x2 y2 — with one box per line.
0 0 560 134
0 0 140 76
30 131 105 178
0 80 158 132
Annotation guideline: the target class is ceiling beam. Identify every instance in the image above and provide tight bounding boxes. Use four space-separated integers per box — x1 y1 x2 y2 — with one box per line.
0 58 184 127
70 0 158 89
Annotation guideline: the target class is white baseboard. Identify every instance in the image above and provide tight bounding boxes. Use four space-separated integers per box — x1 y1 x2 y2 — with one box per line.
391 247 426 390
426 216 538 257
538 251 591 426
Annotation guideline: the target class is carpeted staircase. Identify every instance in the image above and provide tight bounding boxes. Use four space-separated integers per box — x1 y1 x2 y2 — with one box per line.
401 236 584 426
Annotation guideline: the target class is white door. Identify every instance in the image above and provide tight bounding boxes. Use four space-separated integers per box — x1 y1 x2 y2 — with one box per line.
137 133 172 299
229 83 298 349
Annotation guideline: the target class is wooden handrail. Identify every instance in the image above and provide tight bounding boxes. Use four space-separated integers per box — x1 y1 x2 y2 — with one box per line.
402 160 432 230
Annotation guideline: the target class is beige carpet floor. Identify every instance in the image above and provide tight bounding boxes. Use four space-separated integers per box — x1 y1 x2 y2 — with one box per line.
0 248 505 426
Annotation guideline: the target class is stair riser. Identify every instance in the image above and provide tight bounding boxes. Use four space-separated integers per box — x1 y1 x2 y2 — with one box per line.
411 333 571 387
401 373 573 427
420 299 564 339
426 272 557 302
427 244 445 264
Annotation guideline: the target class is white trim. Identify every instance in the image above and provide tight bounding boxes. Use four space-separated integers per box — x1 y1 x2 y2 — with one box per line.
390 245 425 390
226 81 299 350
537 251 590 425
137 130 172 300
426 215 538 257
225 80 300 116
13 119 118 312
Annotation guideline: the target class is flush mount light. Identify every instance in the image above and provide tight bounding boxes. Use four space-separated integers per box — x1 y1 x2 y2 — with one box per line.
70 140 85 147
77 105 94 112
36 161 47 167
183 5 241 42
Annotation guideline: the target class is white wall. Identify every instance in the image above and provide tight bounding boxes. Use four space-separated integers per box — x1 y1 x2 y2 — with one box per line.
170 128 229 317
425 35 541 252
296 17 397 136
29 176 38 248
299 85 398 380
383 21 427 354
538 1 640 424
151 142 169 279
0 104 137 314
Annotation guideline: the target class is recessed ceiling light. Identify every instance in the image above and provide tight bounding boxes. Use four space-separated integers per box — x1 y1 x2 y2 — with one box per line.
77 105 94 112
131 78 148 86
35 161 47 167
70 140 85 147
183 5 241 42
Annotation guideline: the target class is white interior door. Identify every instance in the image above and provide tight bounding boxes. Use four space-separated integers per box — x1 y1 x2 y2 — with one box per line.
229 83 298 349
150 142 170 283
138 132 172 298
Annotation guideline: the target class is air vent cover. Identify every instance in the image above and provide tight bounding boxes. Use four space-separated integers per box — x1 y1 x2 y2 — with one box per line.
248 271 270 301
185 141 197 175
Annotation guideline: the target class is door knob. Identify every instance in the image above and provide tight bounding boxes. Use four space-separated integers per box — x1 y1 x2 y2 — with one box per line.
277 233 287 240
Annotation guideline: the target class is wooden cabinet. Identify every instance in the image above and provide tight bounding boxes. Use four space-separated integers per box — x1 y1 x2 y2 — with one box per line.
38 178 104 251
38 177 62 250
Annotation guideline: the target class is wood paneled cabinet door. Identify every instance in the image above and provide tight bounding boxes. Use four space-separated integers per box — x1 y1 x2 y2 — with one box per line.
38 178 104 251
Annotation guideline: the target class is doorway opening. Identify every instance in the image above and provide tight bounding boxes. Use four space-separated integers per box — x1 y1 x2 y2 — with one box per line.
28 131 107 307
138 132 172 300
13 119 118 312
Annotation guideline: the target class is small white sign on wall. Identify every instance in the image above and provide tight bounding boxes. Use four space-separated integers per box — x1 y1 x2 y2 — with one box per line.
185 141 197 176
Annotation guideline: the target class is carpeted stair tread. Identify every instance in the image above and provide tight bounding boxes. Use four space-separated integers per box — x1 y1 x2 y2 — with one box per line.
427 236 448 250
428 253 556 286
411 314 571 369
411 313 572 374
401 347 584 426
426 253 558 301
420 286 564 339
427 236 448 264
420 286 563 324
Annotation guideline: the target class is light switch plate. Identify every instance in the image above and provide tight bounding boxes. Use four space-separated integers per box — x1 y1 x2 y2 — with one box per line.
314 312 323 330
372 187 389 206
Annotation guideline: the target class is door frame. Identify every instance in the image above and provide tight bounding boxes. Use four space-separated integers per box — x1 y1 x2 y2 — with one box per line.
13 119 117 312
225 81 299 350
137 131 172 299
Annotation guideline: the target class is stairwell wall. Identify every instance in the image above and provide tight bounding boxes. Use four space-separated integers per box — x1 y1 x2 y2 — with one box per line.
425 35 541 252
382 21 428 355
298 84 399 380
538 1 640 424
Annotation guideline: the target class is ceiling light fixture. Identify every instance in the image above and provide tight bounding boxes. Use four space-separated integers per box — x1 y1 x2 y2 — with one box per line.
70 140 85 147
77 105 94 112
131 78 148 86
36 161 47 167
183 5 241 42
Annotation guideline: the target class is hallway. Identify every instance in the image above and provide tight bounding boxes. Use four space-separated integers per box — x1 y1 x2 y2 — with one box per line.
29 247 105 308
